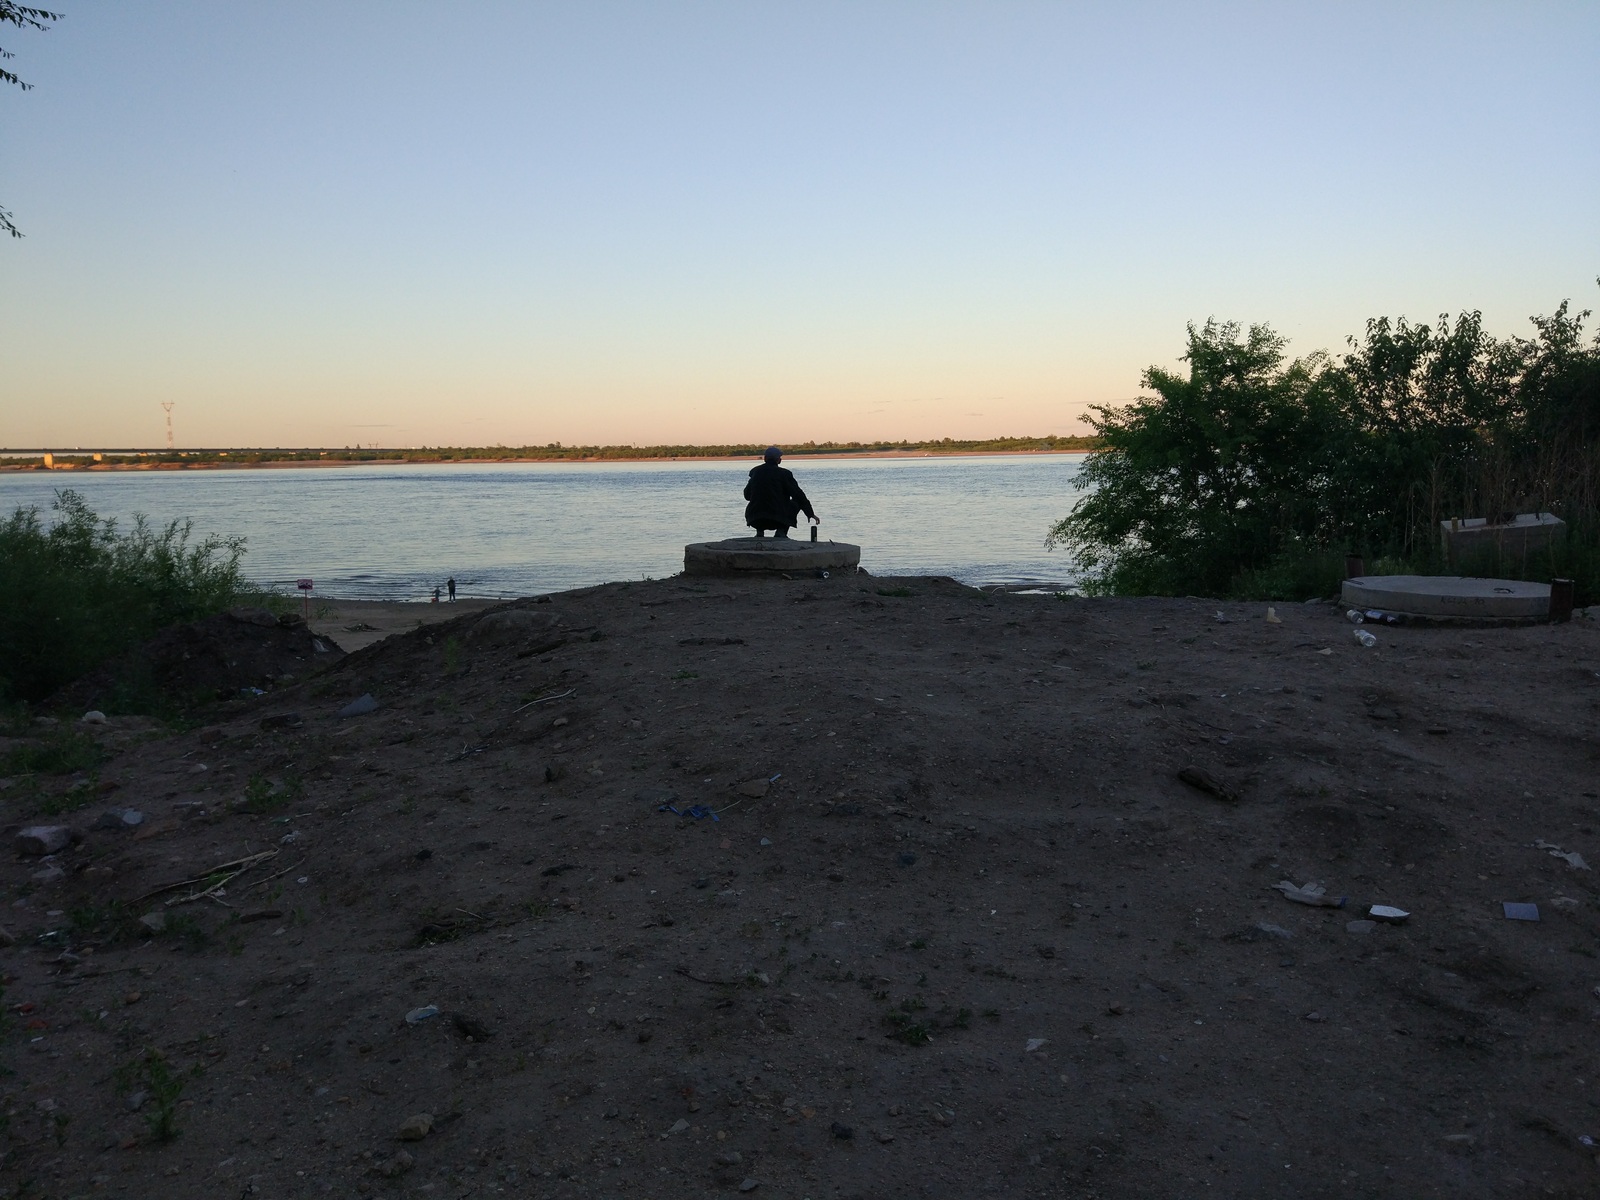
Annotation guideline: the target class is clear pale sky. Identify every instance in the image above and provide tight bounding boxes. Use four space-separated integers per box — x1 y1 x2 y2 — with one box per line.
2 2 1596 449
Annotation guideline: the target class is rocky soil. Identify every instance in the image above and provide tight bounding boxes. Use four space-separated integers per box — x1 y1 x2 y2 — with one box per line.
3 575 1600 1199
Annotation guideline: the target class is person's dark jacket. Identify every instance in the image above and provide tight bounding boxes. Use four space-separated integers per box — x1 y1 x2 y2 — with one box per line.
743 462 815 530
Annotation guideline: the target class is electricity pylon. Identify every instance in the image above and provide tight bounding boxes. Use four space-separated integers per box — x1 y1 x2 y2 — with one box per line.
162 402 175 450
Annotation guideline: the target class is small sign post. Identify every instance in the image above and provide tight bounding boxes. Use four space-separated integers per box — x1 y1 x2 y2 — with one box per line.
296 578 314 623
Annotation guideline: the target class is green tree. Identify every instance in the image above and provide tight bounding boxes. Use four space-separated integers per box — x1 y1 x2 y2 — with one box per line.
1 3 63 238
1048 320 1338 596
1051 291 1600 601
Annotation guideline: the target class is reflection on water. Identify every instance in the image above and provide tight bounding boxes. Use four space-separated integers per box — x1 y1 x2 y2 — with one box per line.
0 456 1087 600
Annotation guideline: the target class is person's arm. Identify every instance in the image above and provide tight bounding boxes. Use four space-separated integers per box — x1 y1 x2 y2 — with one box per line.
788 476 817 521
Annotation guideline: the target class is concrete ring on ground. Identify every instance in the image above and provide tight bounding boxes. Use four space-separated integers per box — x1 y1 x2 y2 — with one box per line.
684 537 862 577
1341 574 1551 619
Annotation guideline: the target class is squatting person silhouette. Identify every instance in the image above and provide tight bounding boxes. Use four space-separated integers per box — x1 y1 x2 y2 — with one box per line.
743 446 818 538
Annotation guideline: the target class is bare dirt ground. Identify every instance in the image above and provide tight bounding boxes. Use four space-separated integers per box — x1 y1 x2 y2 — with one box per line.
4 575 1600 1199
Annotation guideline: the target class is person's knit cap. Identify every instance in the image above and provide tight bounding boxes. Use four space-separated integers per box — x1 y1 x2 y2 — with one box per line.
764 446 782 462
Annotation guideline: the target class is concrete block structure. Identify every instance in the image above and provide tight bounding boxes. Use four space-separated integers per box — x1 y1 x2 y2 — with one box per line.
684 536 861 577
1439 512 1564 568
1341 574 1551 619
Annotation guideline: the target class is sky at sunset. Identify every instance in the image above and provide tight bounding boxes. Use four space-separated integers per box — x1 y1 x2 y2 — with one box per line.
2 1 1597 450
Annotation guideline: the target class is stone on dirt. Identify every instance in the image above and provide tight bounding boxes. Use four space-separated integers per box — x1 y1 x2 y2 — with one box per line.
396 1113 433 1141
374 1150 414 1177
1176 765 1238 803
16 826 73 855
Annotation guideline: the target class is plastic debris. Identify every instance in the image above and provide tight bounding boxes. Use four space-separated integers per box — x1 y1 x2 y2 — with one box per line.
405 1005 441 1024
1502 902 1540 922
1025 1038 1048 1052
1368 905 1410 923
1534 840 1590 870
1345 609 1365 624
339 693 380 718
1265 607 1281 624
1273 880 1347 908
1353 628 1377 648
658 803 718 821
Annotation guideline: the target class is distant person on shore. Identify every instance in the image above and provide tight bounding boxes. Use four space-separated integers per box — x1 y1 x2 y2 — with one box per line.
447 577 456 602
431 586 441 603
744 446 818 538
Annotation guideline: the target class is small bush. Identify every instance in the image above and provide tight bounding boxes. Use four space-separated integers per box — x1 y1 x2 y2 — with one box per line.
0 490 248 704
114 1049 186 1142
0 726 103 777
236 773 300 814
68 900 145 946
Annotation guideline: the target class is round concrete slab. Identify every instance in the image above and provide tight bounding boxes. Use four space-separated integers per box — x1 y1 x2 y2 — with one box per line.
684 537 861 577
1341 574 1551 619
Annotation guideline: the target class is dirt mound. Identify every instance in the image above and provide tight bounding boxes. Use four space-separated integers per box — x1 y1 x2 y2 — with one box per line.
52 605 345 713
4 577 1599 1197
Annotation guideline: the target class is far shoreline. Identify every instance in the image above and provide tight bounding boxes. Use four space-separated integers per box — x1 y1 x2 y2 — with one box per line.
0 447 1093 473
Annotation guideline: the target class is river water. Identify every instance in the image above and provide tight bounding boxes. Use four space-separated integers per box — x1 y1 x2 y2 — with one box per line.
0 455 1088 600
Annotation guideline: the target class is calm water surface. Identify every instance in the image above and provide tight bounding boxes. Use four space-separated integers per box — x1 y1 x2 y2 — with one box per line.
0 456 1087 600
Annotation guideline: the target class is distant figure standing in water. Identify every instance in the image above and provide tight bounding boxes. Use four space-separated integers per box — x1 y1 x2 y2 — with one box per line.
743 446 817 538
446 576 456 602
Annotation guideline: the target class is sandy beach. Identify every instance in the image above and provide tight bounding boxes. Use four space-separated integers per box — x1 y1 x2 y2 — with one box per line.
3 577 1599 1197
307 597 501 652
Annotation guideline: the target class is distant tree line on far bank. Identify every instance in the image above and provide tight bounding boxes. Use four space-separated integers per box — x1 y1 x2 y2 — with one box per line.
1050 287 1600 603
2 436 1097 471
